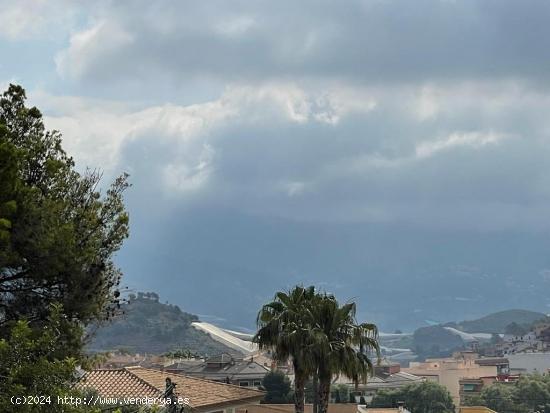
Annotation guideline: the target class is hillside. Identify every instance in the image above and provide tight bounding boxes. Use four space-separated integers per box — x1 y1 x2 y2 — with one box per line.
453 309 546 334
412 325 465 359
409 309 547 360
117 208 550 332
87 292 240 355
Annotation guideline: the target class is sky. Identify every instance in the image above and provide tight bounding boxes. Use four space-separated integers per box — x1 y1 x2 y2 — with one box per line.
2 0 550 330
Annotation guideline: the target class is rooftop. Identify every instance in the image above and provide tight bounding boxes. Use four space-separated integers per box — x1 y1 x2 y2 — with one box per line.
78 366 265 411
174 354 271 380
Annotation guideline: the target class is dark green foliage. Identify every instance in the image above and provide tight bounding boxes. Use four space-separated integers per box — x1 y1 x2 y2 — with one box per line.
464 374 550 413
371 381 454 413
164 348 202 359
331 384 348 403
308 293 379 413
261 371 293 403
504 322 529 337
254 286 319 413
0 304 100 413
0 84 130 353
254 286 379 413
304 379 315 403
413 326 464 359
88 293 238 355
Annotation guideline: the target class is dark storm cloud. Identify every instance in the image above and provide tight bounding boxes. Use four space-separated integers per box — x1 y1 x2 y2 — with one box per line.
56 0 550 86
14 0 550 328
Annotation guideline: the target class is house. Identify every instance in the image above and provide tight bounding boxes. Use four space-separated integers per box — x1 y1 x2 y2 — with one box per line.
78 366 265 413
472 357 509 375
358 404 412 413
166 353 271 388
459 373 519 404
507 352 550 374
97 351 167 370
403 352 503 406
163 358 204 371
332 360 424 402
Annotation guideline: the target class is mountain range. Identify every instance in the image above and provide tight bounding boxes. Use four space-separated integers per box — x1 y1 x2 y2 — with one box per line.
89 291 546 357
116 207 550 331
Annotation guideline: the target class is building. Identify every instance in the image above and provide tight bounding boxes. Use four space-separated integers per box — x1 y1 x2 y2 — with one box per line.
235 404 410 413
359 404 412 413
332 360 424 402
403 352 506 406
163 358 204 371
507 352 550 374
458 373 519 404
166 353 270 388
78 366 265 413
97 351 167 370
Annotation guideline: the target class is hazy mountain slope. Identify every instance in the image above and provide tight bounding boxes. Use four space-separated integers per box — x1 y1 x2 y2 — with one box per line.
117 207 550 331
87 293 240 355
453 309 547 333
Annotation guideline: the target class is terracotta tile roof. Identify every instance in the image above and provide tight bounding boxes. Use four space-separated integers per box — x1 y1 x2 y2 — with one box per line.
237 404 359 413
78 366 265 410
77 368 160 399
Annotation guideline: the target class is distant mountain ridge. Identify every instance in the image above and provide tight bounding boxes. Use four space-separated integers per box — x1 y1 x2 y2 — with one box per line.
407 308 547 359
449 309 547 334
117 207 550 331
87 292 240 355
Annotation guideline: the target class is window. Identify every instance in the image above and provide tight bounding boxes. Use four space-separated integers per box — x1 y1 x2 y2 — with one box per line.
239 381 249 387
253 380 262 386
463 384 476 392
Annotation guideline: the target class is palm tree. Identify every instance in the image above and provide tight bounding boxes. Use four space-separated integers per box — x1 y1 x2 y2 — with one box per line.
253 286 317 413
308 294 380 413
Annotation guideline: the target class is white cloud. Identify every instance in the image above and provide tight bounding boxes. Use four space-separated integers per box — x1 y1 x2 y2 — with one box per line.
281 181 307 197
415 131 506 159
38 83 374 194
214 15 256 37
0 0 78 40
163 144 215 193
41 95 235 179
22 73 550 229
415 85 440 121
56 20 134 79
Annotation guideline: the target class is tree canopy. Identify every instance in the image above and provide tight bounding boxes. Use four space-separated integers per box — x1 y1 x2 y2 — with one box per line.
0 84 130 411
254 285 379 413
262 371 293 404
0 304 99 413
371 381 455 413
0 84 130 352
464 374 550 413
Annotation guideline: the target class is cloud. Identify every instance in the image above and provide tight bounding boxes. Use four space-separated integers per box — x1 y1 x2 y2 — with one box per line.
53 0 550 89
31 77 550 231
55 20 134 80
415 131 506 159
7 0 550 232
38 82 375 201
0 0 78 40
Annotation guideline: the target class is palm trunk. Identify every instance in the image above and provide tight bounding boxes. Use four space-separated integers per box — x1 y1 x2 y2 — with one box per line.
294 372 306 413
317 377 331 413
313 370 319 413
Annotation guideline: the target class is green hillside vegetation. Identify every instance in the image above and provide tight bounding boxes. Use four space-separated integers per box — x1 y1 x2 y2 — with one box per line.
87 292 239 355
410 309 547 359
454 309 546 334
413 325 464 359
